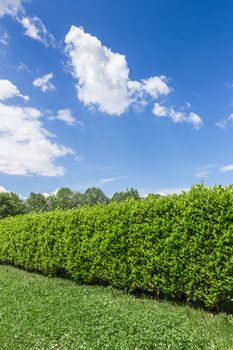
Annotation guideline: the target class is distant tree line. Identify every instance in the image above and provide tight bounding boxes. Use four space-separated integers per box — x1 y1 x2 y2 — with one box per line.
0 187 156 219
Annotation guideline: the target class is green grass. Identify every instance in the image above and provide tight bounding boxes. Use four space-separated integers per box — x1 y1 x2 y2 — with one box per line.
0 265 233 350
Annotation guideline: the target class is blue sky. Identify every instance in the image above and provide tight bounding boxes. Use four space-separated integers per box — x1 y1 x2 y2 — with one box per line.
0 0 233 197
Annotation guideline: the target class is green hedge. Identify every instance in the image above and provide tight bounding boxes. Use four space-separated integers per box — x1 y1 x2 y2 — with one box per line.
0 184 233 309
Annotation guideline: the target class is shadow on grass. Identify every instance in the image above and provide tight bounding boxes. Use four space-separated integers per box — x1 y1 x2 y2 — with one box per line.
1 262 232 315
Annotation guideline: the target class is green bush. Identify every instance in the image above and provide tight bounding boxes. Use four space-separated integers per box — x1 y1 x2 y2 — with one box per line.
0 184 233 309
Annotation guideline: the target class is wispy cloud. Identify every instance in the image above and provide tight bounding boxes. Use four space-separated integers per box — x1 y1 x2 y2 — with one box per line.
219 164 233 173
33 73 55 92
0 0 56 47
0 79 29 101
225 81 233 89
0 0 24 18
17 62 31 73
0 31 9 45
74 156 84 162
216 113 233 129
18 16 56 47
193 163 217 179
100 175 133 184
49 109 76 126
193 171 210 179
49 109 85 129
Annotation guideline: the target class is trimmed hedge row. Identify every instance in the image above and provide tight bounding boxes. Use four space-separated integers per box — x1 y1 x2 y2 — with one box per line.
0 184 233 308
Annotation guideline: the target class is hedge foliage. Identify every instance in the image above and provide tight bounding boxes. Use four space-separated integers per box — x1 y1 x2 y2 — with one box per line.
0 184 233 309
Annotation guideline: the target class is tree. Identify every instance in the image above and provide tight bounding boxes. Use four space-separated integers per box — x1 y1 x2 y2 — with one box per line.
26 192 48 212
81 187 109 205
47 187 82 211
0 192 27 219
111 188 140 202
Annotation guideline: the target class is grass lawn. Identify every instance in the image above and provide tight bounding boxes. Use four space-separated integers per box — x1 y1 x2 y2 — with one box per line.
0 265 233 350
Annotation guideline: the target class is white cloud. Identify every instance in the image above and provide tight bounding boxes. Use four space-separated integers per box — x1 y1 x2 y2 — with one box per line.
215 119 227 129
0 0 24 17
153 102 203 129
65 26 130 115
49 109 85 130
169 108 186 123
74 155 84 162
0 185 8 192
187 112 203 129
128 76 171 107
142 76 171 98
0 79 29 101
216 113 233 129
17 62 31 72
41 188 61 197
19 16 56 47
65 26 171 116
76 120 85 131
100 177 117 184
193 163 217 178
0 31 9 45
33 73 55 92
197 163 217 171
139 187 190 197
0 1 56 47
219 164 233 173
0 102 73 176
100 175 133 184
194 171 210 179
152 103 168 117
49 109 76 126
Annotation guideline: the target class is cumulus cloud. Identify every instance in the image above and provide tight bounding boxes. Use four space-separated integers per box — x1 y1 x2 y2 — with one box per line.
152 102 203 129
0 79 29 101
19 16 56 47
152 103 168 117
187 112 203 129
129 76 171 102
0 0 24 17
65 26 131 115
0 102 73 176
33 73 55 92
65 26 171 116
169 109 186 123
